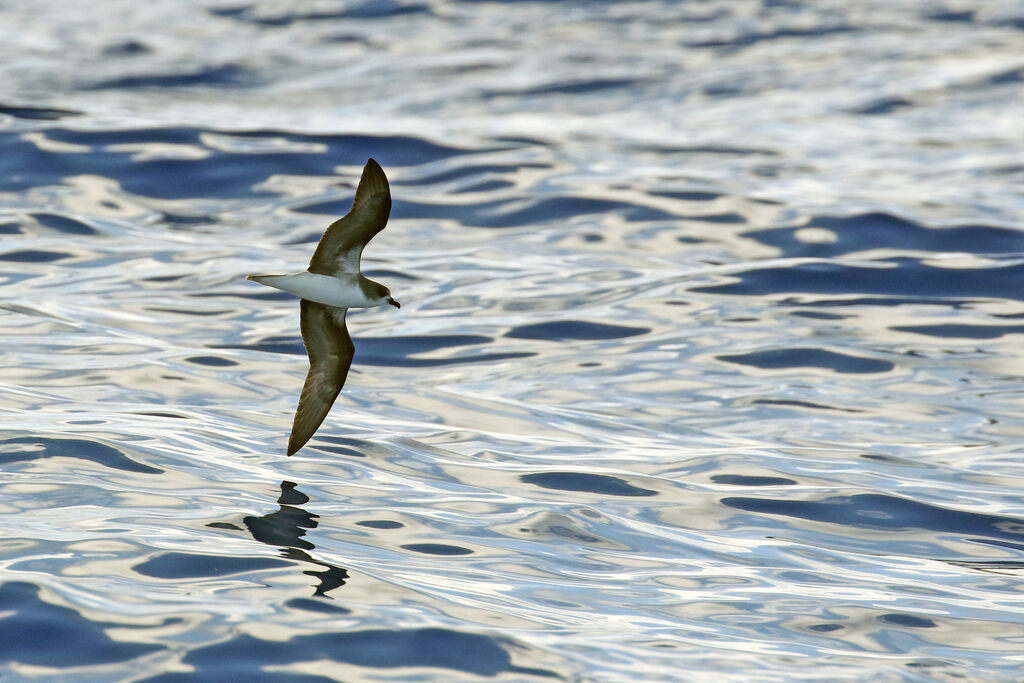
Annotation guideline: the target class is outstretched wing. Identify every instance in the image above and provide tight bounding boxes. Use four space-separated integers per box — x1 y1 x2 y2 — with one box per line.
308 158 391 276
287 300 354 455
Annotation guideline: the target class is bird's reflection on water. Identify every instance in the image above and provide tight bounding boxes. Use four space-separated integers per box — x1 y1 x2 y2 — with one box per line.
242 480 349 597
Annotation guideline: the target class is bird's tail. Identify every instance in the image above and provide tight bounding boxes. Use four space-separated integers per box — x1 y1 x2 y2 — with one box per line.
246 274 284 284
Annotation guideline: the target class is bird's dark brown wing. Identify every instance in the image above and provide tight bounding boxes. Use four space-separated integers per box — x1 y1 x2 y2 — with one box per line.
287 300 354 455
308 158 391 276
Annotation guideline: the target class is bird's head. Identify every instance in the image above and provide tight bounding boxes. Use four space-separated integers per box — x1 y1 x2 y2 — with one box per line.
365 279 400 309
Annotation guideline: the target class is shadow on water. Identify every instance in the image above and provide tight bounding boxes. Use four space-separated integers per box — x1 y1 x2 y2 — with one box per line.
135 481 347 597
215 480 350 597
243 481 350 597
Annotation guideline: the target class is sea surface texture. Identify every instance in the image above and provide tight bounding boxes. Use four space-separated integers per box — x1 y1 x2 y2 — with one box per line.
2 1 1024 681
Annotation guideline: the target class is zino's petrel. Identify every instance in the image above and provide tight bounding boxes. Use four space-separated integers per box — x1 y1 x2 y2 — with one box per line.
247 158 399 455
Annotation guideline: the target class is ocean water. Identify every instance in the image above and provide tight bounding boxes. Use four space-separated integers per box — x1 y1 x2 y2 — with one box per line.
2 1 1024 681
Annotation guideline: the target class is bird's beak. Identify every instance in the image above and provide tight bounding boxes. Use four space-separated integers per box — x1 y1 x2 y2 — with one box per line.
387 297 401 309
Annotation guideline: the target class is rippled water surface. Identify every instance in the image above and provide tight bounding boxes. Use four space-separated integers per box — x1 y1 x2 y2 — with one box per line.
3 1 1024 681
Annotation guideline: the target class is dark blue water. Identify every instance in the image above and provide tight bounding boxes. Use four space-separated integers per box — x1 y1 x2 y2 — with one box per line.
2 1 1024 681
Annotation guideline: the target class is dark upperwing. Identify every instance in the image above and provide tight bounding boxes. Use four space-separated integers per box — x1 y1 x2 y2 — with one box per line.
307 158 391 276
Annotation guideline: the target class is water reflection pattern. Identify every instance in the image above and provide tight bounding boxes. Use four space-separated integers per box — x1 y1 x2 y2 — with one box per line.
1 1 1024 681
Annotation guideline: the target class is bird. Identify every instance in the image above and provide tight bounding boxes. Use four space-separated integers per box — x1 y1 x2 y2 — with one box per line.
247 158 399 455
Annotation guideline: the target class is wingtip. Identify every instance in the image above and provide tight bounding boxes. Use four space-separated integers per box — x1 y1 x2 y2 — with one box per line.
344 158 390 217
358 158 389 195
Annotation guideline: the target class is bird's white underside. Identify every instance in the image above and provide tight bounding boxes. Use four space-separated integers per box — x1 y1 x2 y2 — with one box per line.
249 271 377 308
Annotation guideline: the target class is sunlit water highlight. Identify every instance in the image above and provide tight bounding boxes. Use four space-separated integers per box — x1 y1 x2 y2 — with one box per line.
2 1 1024 681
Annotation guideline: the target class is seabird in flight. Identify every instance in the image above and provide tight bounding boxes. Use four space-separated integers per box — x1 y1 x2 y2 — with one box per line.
247 158 399 455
